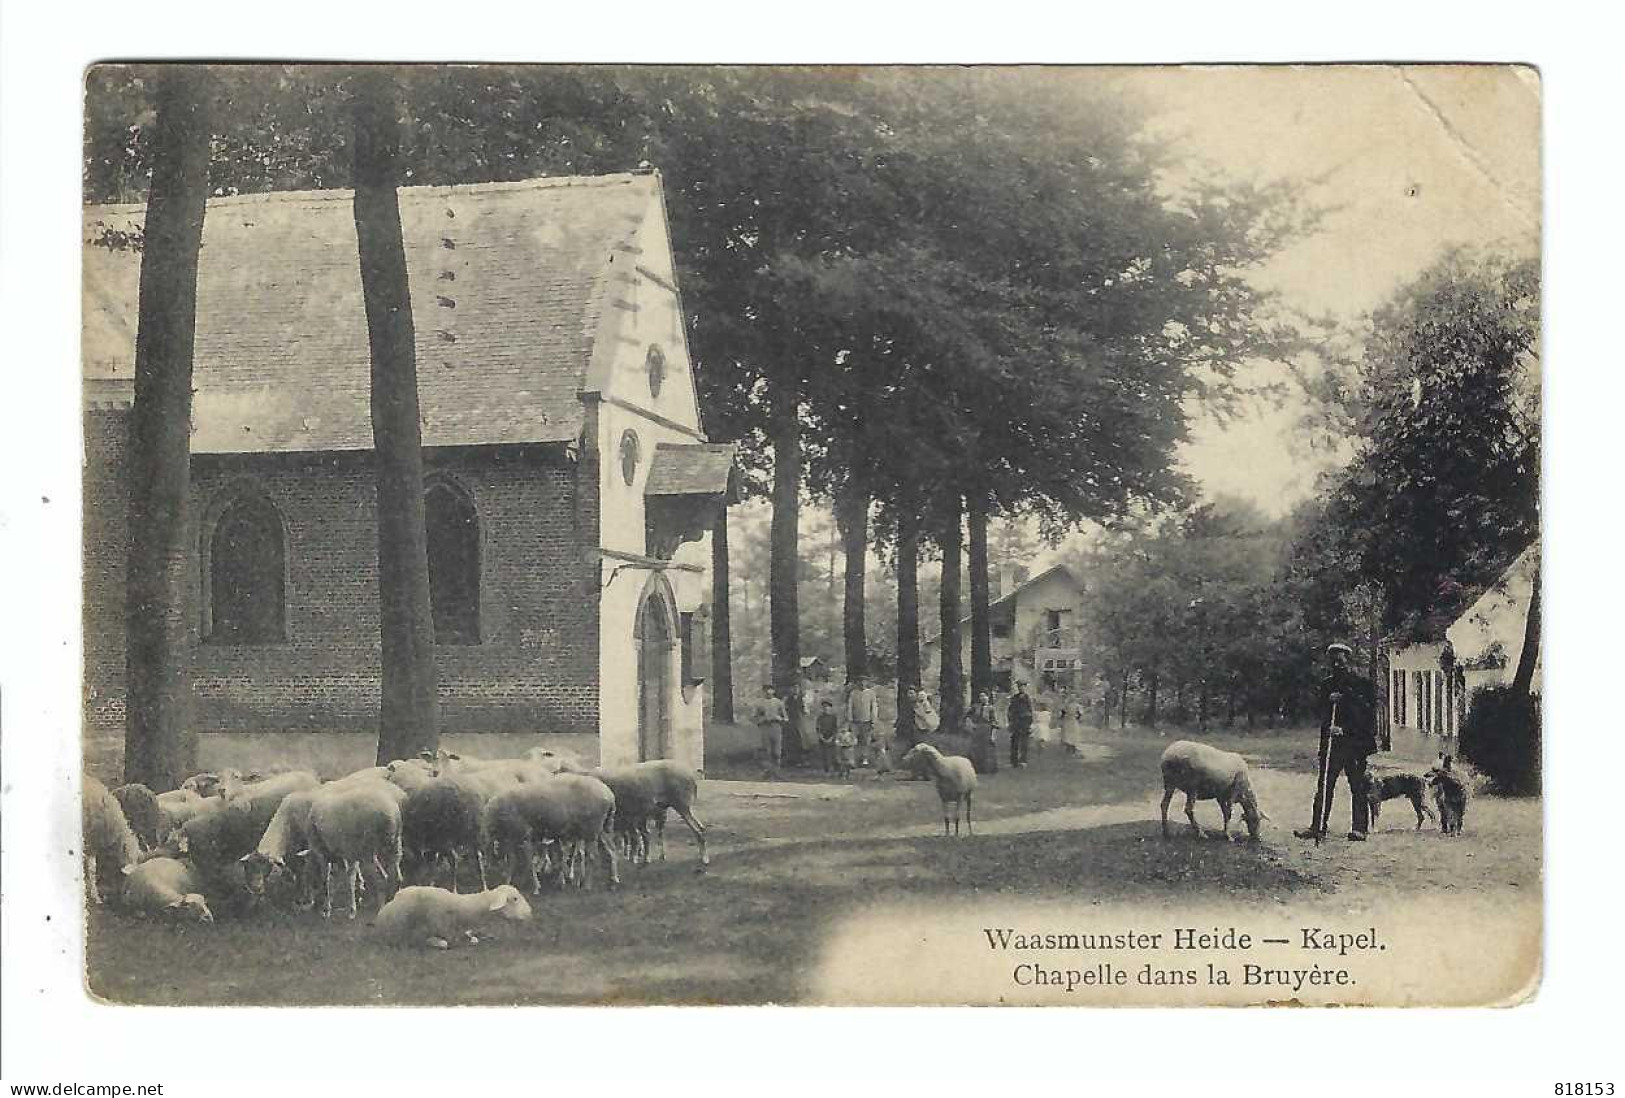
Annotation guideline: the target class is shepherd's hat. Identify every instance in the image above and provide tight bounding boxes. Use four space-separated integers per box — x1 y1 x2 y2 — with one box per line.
1326 642 1354 657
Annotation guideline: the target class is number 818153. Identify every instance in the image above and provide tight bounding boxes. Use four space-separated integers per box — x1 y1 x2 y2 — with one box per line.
1556 1085 1614 1095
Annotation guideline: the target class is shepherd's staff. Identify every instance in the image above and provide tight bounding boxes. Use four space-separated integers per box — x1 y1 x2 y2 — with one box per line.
1315 696 1340 846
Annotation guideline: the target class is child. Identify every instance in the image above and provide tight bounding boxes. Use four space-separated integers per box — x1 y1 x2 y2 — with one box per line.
816 699 840 774
834 722 858 778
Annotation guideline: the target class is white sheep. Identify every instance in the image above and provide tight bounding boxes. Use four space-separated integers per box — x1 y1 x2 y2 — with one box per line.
431 749 551 796
482 773 619 892
1158 740 1265 841
83 774 142 904
384 757 435 794
898 744 978 837
237 787 320 908
154 787 221 839
584 760 708 869
119 856 215 923
306 781 405 919
373 884 532 950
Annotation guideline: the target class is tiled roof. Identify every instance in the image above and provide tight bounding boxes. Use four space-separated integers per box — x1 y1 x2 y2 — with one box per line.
82 173 662 453
643 442 737 497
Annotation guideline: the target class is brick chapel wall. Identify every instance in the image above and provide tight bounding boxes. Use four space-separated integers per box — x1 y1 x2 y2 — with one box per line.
83 411 603 738
83 407 131 740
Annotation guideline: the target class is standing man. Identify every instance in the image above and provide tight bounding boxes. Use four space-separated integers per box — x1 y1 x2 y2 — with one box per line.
847 674 879 766
755 682 789 779
1296 642 1378 841
1007 680 1034 768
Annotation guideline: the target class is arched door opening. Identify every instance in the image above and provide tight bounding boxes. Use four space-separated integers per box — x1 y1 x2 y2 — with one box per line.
637 589 674 761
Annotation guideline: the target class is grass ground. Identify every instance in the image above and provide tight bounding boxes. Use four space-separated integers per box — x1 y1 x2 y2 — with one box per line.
84 721 1540 1005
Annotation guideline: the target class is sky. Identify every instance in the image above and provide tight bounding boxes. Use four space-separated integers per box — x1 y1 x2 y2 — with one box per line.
1121 66 1542 515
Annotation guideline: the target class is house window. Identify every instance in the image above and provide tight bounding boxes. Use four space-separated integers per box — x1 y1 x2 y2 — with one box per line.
206 494 286 644
1045 609 1062 634
425 480 480 645
992 619 1012 639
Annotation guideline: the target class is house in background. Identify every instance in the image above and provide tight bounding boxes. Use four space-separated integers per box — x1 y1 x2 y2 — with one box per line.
1385 543 1540 741
923 564 1087 695
82 171 733 770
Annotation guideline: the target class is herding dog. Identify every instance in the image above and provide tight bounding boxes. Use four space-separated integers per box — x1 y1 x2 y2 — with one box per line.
1424 754 1469 836
1363 770 1437 830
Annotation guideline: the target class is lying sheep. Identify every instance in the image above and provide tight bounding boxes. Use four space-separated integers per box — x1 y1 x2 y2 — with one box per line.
898 744 978 837
584 761 708 869
83 775 143 905
110 783 163 851
119 857 214 923
1158 740 1265 841
482 773 619 892
402 775 489 892
373 884 532 950
307 781 404 919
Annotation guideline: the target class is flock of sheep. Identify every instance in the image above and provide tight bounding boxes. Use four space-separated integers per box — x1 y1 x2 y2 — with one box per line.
82 747 708 949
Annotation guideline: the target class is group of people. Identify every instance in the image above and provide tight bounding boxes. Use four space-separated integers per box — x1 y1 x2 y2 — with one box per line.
751 674 1091 781
750 642 1386 849
752 675 892 779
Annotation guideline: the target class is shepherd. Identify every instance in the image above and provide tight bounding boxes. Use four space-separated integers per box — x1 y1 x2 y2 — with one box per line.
1295 642 1378 842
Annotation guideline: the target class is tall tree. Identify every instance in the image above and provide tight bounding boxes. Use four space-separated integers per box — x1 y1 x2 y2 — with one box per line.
835 479 870 683
352 70 440 765
936 495 966 732
767 377 803 761
122 68 211 790
892 506 922 743
709 509 736 723
967 495 994 699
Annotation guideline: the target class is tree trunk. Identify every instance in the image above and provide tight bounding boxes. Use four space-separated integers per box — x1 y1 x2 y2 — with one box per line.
968 494 994 699
894 507 921 743
1511 566 1541 696
710 506 735 723
354 71 440 766
1118 671 1130 729
936 495 965 734
123 70 211 791
1146 670 1159 728
835 481 869 683
768 378 803 762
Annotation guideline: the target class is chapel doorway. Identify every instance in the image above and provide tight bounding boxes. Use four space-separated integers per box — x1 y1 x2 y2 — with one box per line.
637 591 673 761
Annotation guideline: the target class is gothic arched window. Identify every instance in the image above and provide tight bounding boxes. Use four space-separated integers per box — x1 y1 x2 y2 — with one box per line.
206 494 287 644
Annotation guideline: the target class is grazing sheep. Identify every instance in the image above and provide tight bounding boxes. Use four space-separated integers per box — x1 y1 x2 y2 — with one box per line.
1158 740 1265 841
482 774 619 892
110 783 163 851
898 744 978 837
373 884 532 950
586 761 708 869
402 776 489 892
165 771 321 913
237 788 320 908
119 857 214 923
306 781 405 919
82 775 142 905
